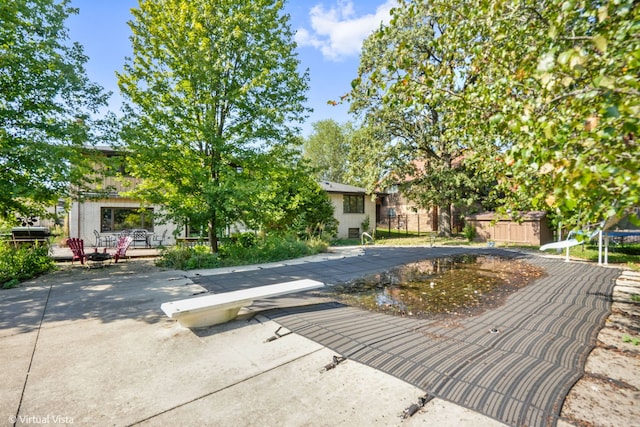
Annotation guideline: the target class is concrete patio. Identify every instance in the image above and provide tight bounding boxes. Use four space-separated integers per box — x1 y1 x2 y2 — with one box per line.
1 246 637 426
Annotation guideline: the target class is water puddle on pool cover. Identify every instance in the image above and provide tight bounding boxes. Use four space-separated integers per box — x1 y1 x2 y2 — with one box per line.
329 255 546 319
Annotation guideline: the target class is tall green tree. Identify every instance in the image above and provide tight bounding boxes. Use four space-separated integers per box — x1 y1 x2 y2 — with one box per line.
117 0 310 251
469 0 640 227
302 119 350 183
347 3 494 235
349 0 639 229
303 119 389 196
233 144 336 237
343 122 389 192
0 0 110 221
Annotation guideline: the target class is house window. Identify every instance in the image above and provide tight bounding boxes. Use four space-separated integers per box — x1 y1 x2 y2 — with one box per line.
101 208 154 232
348 228 360 239
343 195 364 214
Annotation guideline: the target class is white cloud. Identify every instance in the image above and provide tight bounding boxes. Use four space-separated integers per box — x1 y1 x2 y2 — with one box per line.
295 0 396 61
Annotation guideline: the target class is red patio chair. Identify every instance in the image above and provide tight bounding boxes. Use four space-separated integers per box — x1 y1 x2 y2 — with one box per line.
113 236 133 263
67 238 87 265
68 238 113 267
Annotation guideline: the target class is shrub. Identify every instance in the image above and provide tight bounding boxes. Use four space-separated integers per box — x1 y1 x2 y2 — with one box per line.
361 215 370 234
156 244 217 270
462 223 477 242
610 244 640 256
235 232 258 248
0 242 56 288
156 233 328 270
3 278 20 289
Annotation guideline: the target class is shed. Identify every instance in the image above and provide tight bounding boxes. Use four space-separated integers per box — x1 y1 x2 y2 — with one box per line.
465 211 552 246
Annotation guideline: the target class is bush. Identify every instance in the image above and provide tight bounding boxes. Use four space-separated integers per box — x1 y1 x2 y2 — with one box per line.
609 244 640 256
462 223 477 242
0 242 56 288
155 244 215 270
156 233 328 270
235 232 258 248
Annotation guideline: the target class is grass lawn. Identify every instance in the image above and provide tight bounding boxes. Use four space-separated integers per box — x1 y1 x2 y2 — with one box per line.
564 244 640 269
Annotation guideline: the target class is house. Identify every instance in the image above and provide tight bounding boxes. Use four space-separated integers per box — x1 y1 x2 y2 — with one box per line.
62 147 376 245
66 147 177 247
318 181 377 239
377 184 439 234
376 160 466 235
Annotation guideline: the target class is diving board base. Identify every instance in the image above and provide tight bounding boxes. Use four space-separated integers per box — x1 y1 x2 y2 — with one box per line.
166 304 250 328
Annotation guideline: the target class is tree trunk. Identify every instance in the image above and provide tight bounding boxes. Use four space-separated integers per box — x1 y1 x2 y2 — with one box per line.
208 215 218 253
438 204 452 236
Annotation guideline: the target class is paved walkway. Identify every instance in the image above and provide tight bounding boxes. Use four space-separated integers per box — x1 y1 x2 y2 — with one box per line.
1 246 621 426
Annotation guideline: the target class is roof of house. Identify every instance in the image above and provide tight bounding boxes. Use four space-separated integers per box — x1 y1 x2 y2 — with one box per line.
318 181 369 194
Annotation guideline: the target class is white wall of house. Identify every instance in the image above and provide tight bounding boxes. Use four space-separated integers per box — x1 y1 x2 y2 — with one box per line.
326 193 376 239
66 176 376 245
68 199 178 247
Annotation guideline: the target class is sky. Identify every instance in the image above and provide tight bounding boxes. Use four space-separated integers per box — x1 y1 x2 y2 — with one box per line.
66 0 396 137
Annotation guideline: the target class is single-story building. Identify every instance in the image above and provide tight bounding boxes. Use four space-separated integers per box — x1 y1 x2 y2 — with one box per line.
465 211 553 246
318 181 377 239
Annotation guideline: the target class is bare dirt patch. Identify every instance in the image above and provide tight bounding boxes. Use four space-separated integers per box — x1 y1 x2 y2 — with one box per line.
558 269 640 427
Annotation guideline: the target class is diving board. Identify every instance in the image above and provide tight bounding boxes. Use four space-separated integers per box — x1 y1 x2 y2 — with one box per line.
539 239 583 251
539 211 640 265
161 279 324 328
540 226 602 262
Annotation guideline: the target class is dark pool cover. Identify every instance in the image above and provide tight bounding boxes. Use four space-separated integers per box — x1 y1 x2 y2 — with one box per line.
264 257 619 427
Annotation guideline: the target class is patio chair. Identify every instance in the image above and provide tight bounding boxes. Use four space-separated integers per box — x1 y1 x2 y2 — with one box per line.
69 238 113 267
67 238 87 265
153 229 168 246
113 236 133 263
131 229 149 248
94 229 115 247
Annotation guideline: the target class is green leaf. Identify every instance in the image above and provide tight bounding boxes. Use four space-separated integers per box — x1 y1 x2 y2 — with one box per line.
604 106 620 118
564 198 577 210
593 35 607 53
597 76 615 89
557 49 573 66
569 52 586 69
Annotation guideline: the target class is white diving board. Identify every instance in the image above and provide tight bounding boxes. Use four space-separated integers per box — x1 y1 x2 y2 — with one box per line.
540 226 602 262
539 239 583 251
161 279 324 328
540 213 640 265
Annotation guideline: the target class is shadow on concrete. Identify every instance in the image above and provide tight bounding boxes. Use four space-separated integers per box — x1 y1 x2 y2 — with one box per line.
0 262 198 336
